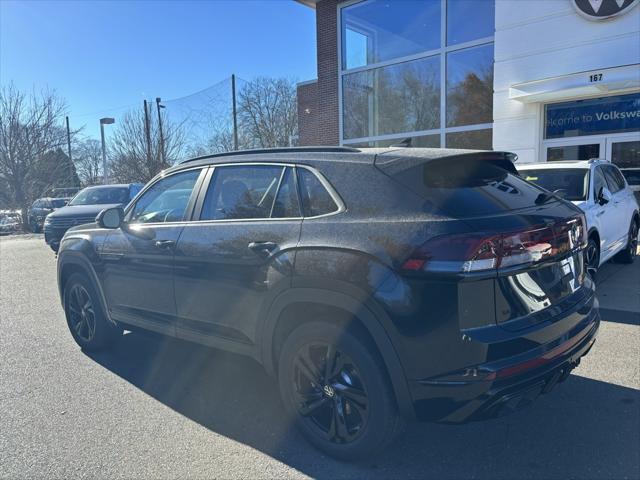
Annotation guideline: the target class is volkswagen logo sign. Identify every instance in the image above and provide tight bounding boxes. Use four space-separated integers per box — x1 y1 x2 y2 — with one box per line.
572 0 639 20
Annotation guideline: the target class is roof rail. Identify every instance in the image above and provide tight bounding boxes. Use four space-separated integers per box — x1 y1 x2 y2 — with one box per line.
179 146 361 164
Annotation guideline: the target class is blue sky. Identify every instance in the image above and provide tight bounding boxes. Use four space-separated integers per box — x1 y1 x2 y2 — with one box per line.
0 0 317 138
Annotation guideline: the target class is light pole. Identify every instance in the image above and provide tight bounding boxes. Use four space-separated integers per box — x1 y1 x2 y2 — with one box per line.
155 97 166 165
99 117 115 184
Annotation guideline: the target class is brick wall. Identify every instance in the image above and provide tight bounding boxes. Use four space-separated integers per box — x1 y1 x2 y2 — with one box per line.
297 81 320 145
297 0 342 146
315 0 341 146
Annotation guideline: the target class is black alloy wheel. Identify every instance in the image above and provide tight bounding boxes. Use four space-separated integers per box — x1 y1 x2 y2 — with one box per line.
64 273 122 351
278 321 404 460
292 342 369 444
585 237 600 275
67 284 97 343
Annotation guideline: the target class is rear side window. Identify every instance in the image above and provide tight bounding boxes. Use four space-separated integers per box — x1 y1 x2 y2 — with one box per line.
297 168 339 217
390 157 547 217
603 165 625 193
201 165 285 220
272 167 301 218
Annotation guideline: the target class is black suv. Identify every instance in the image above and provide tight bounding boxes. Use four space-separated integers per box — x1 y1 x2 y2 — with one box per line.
44 183 142 251
27 197 68 232
56 147 599 459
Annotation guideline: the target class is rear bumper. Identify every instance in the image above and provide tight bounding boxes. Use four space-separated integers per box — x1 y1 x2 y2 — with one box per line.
409 300 600 423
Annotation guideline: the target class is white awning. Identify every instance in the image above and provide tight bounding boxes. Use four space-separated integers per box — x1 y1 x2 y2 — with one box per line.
509 64 640 103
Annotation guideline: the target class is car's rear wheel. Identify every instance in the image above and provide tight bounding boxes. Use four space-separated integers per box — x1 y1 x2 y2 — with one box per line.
615 218 639 264
585 236 600 275
64 273 122 351
278 321 404 460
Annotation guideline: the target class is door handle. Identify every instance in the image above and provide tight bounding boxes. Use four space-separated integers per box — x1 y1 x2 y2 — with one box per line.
155 240 176 250
248 241 278 257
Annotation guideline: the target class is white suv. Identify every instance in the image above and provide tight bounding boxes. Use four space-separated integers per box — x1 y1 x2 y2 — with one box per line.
517 160 639 273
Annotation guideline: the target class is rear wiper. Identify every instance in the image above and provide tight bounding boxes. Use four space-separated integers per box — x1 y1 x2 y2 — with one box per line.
535 189 564 205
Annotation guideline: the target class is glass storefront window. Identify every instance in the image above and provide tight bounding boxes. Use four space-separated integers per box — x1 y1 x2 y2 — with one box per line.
446 129 492 150
546 144 600 161
447 0 495 46
341 0 441 70
346 134 440 148
340 0 495 147
342 56 440 140
545 93 640 139
446 44 494 127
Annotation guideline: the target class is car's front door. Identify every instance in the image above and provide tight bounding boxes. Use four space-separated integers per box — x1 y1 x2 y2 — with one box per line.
591 165 617 260
100 167 206 334
173 164 302 347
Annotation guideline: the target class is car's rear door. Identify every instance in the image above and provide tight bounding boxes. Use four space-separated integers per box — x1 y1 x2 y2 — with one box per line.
173 164 302 349
100 167 206 335
602 164 629 255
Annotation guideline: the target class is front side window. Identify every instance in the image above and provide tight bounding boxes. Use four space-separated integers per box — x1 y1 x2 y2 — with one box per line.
200 165 289 221
297 168 339 217
593 167 607 200
603 165 625 193
129 169 201 224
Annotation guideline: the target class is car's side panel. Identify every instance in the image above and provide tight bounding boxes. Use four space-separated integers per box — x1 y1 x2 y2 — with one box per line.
174 219 301 345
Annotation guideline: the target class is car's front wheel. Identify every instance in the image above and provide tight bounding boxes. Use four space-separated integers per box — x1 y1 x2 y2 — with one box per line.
278 321 404 460
615 218 639 264
64 273 122 351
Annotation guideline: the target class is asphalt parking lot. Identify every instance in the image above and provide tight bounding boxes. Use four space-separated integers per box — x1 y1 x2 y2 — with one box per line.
1 235 638 479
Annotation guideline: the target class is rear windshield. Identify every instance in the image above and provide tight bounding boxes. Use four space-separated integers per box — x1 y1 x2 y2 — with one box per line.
388 157 547 217
520 169 589 201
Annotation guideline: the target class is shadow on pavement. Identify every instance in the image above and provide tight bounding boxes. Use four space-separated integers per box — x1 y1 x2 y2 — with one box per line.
88 331 640 480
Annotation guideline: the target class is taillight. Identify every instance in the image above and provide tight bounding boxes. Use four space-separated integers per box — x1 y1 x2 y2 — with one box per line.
402 215 587 274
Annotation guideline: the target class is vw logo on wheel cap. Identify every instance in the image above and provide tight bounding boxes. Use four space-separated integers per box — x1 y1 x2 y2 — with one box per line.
323 385 336 398
572 0 639 20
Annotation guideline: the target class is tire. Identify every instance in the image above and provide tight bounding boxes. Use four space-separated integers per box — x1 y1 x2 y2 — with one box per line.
277 321 405 461
63 273 122 351
30 218 40 233
615 218 639 264
585 236 600 276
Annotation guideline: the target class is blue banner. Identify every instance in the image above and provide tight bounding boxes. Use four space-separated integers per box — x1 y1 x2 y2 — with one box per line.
545 93 640 139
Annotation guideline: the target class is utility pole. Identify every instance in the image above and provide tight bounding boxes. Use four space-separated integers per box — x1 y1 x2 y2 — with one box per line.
65 116 73 185
155 97 165 166
143 100 153 168
99 118 115 184
231 74 238 151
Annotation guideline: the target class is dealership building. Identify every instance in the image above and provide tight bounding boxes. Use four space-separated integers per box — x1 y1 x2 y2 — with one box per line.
295 0 640 167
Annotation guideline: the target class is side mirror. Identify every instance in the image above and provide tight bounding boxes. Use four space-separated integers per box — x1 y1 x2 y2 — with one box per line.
597 187 612 205
97 207 124 229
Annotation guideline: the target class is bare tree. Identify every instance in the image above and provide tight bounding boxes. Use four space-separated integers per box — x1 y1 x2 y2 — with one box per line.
73 138 103 186
237 77 297 148
0 84 72 225
108 107 187 183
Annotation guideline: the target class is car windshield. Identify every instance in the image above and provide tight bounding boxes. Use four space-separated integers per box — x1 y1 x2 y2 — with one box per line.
50 199 67 208
68 187 129 206
519 168 589 201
